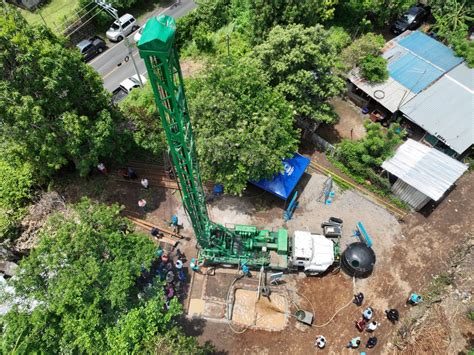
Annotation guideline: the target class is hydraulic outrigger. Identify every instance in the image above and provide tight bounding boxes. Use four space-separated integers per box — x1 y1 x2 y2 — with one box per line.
137 16 289 269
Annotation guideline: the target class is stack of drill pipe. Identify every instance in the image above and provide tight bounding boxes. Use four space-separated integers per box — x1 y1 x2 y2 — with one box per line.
125 215 182 245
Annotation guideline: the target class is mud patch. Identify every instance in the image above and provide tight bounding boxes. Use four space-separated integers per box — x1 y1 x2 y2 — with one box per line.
232 289 287 331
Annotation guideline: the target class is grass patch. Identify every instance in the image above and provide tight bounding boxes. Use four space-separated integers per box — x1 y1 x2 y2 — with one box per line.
19 0 80 30
327 154 410 210
425 273 453 301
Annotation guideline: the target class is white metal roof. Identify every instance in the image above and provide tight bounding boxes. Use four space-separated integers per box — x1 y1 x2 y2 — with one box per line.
400 63 474 154
382 139 468 201
349 69 416 113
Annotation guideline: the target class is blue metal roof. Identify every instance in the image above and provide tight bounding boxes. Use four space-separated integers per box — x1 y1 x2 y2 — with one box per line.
398 31 463 71
388 53 444 93
251 153 310 200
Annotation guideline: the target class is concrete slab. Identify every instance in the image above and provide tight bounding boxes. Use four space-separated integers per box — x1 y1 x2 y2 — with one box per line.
203 301 226 319
188 298 205 317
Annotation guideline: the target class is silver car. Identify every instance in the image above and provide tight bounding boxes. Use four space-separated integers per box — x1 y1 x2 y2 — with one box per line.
106 13 138 42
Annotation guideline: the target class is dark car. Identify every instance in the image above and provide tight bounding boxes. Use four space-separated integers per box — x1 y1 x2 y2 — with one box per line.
391 5 430 35
76 36 106 61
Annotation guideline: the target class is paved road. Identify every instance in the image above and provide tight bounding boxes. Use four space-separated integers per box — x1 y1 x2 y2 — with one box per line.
90 0 196 92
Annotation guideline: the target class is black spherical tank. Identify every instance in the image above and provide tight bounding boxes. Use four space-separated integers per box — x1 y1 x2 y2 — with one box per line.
341 242 376 278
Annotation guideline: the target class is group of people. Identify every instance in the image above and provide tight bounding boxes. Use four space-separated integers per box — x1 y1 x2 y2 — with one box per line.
155 246 187 308
315 291 422 351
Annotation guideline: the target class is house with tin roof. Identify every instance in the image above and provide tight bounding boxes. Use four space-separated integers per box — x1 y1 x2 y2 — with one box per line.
348 30 473 158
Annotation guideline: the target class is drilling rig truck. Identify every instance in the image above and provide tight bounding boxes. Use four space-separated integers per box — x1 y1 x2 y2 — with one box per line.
137 15 340 275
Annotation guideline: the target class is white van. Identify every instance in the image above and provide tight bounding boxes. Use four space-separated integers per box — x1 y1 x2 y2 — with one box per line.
106 13 138 42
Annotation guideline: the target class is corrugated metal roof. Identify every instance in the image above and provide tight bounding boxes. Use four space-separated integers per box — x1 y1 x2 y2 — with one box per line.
349 70 416 112
349 31 463 110
400 63 474 154
388 52 444 93
382 139 468 201
391 179 431 211
397 31 464 71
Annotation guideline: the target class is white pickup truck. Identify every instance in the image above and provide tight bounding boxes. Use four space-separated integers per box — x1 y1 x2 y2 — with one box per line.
112 74 147 104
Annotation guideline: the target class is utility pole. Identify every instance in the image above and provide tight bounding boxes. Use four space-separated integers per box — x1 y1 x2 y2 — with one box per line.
95 0 143 87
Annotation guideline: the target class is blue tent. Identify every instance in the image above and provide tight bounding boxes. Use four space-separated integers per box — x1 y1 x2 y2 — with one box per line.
250 153 311 200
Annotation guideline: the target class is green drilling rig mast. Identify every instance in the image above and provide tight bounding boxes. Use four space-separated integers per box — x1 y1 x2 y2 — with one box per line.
138 15 288 269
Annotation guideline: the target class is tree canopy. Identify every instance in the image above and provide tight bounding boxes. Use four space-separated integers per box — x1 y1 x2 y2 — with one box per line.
253 24 345 123
249 0 338 41
334 121 404 189
341 32 385 70
0 199 205 354
360 54 389 83
0 4 121 179
120 83 166 156
432 0 474 67
187 60 299 194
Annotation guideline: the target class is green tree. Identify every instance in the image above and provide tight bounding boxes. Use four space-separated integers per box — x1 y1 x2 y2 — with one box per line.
0 199 195 353
0 4 121 179
120 83 166 156
253 24 345 123
335 121 404 188
432 0 474 67
360 54 389 82
341 32 386 70
334 0 414 31
187 60 299 194
0 155 35 241
250 0 338 41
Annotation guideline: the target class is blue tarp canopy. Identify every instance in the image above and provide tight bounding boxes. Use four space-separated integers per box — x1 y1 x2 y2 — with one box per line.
250 153 310 200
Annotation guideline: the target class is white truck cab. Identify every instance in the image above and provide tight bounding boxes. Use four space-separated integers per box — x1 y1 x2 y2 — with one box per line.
290 230 337 275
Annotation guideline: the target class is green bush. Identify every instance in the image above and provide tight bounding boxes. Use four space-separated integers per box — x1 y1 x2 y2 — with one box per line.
360 54 389 83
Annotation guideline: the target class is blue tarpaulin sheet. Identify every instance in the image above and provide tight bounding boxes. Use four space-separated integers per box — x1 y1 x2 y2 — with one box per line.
250 153 310 200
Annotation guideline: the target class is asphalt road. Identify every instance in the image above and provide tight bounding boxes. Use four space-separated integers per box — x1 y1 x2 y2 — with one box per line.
90 0 196 92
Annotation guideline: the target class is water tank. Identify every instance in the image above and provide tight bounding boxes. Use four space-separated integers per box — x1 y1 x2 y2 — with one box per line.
341 242 376 278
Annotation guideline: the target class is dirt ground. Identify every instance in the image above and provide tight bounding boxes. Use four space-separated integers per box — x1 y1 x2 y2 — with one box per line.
53 162 473 354
316 97 367 144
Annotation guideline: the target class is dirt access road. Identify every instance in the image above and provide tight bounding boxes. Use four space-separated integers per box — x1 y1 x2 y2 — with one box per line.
191 172 473 354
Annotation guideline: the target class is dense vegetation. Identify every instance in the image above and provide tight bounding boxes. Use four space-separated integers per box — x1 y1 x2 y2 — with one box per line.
0 4 122 180
360 55 389 83
187 60 299 194
333 121 405 191
253 24 345 123
0 199 209 354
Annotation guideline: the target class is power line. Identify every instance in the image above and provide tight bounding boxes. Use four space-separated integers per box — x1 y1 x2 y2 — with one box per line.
65 10 102 37
57 3 99 34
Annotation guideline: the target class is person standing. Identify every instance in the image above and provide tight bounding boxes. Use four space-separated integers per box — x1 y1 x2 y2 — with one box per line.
314 335 326 349
407 293 423 305
141 178 149 189
97 163 107 174
138 199 147 212
385 309 400 323
346 336 361 349
366 321 379 332
363 307 373 321
366 336 378 349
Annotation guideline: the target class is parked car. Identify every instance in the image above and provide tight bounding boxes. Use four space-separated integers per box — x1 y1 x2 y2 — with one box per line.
391 5 430 35
112 74 147 104
76 36 106 61
134 23 146 43
106 13 138 42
